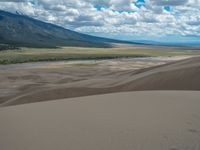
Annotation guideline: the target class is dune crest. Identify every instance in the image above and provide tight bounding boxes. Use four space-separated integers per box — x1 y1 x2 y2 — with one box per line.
1 91 200 150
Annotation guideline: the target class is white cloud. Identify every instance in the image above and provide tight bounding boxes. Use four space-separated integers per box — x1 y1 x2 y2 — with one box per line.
150 0 189 6
0 0 199 40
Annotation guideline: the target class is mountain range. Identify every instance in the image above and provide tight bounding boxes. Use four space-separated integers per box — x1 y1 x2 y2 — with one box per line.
0 10 134 48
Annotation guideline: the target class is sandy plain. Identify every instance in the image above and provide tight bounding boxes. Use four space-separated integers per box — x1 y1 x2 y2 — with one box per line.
0 56 200 106
0 56 198 106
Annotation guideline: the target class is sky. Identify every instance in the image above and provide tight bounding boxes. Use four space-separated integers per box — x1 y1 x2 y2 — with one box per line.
0 0 200 44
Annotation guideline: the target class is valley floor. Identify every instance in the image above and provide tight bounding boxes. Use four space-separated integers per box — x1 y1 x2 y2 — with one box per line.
0 55 199 106
1 54 200 150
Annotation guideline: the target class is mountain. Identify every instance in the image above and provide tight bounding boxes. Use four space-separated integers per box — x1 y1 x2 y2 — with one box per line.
133 40 200 47
0 10 132 48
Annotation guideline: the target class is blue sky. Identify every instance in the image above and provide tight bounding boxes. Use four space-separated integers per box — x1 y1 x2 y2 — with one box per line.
0 0 200 44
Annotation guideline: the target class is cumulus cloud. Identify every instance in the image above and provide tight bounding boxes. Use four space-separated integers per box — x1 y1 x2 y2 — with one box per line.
0 0 199 40
150 0 189 6
0 0 25 2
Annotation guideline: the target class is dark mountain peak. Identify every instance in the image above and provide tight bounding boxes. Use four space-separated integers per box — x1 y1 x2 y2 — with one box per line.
0 10 133 48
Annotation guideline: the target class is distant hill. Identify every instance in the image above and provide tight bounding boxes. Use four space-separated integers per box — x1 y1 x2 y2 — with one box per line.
0 10 133 48
133 40 200 47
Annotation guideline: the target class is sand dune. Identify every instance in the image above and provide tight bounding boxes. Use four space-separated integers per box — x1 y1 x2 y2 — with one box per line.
117 56 200 91
0 56 200 106
1 91 200 150
1 57 200 149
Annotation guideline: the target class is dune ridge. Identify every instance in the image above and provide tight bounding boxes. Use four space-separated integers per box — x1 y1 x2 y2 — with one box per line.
1 91 200 150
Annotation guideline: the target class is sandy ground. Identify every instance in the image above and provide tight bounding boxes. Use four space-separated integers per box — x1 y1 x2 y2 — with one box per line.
0 91 200 150
1 56 200 150
1 56 200 106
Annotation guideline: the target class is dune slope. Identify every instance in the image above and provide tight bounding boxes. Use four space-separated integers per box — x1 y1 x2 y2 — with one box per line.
1 56 200 106
117 56 200 91
1 91 200 150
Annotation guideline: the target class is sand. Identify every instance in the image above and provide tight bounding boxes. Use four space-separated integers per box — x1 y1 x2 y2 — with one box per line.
1 56 200 149
1 56 200 106
0 91 200 150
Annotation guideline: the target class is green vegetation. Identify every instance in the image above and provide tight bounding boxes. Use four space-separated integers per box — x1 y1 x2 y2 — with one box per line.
0 44 19 51
0 46 200 64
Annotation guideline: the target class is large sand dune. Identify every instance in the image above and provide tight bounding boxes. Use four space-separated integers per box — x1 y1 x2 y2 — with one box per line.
0 56 200 106
1 91 200 150
1 57 200 149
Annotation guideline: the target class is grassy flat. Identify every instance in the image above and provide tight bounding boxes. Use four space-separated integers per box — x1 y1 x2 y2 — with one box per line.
0 46 200 64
